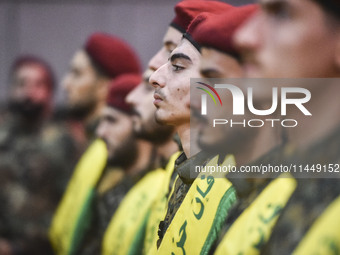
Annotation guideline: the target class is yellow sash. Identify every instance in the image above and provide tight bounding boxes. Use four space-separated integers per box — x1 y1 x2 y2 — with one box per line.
214 174 297 255
49 139 108 255
294 195 340 254
143 152 181 255
102 168 166 255
156 155 237 255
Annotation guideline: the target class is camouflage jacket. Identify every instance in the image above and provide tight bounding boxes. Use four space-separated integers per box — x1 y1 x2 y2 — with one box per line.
157 151 215 248
208 145 287 254
77 167 148 255
0 116 78 254
262 125 340 254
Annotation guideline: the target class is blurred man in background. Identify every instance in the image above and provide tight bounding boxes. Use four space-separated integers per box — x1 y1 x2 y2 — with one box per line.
0 55 77 255
76 74 157 254
189 6 296 254
49 33 142 255
235 0 340 253
62 33 141 147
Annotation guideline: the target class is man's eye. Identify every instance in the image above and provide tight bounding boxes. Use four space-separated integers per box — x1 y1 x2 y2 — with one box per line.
172 65 184 72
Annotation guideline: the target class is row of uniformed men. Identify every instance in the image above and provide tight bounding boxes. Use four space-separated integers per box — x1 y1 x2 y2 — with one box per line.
49 0 340 255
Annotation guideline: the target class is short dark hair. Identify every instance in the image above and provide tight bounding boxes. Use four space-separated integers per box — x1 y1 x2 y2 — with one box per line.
312 0 340 21
9 55 56 91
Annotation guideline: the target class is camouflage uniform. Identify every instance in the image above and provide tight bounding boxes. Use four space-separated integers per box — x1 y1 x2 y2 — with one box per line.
208 145 287 254
157 151 215 248
262 126 340 254
0 116 78 254
77 167 149 255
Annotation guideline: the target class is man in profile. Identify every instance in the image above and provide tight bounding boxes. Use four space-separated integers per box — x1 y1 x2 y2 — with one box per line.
76 74 157 255
0 55 76 255
62 33 141 146
235 0 340 253
149 5 238 253
49 33 142 255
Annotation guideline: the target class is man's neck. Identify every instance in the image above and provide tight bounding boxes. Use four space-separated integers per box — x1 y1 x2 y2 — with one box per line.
153 134 179 168
125 139 154 176
176 122 200 158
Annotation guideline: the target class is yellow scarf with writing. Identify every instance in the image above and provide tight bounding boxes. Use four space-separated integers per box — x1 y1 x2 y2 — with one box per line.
156 155 237 255
143 152 181 255
102 168 166 255
294 195 340 254
214 174 297 255
49 139 108 255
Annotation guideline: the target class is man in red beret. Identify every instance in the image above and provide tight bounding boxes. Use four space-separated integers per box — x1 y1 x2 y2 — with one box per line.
62 33 141 145
234 0 340 254
149 10 240 254
49 34 142 255
135 2 235 253
126 69 179 254
61 74 155 255
79 74 156 254
0 55 78 255
187 6 297 255
192 5 262 157
149 0 234 72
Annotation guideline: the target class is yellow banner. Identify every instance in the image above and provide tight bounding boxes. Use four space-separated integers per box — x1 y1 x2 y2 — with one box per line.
214 174 297 255
102 169 165 255
157 155 237 255
294 195 340 254
49 139 108 255
143 152 181 255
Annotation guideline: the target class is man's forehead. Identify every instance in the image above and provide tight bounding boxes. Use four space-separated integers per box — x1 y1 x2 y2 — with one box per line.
17 64 45 74
71 50 91 67
163 26 183 46
200 50 223 72
170 42 189 60
172 38 200 57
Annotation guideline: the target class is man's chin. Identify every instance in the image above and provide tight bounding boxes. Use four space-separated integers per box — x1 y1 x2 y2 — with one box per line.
155 114 168 126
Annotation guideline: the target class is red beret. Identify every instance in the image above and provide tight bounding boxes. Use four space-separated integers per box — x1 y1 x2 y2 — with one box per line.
171 0 234 33
85 33 141 78
183 12 214 52
107 74 141 114
191 5 259 57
